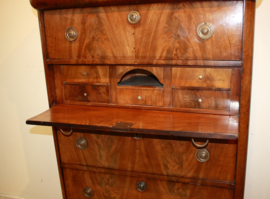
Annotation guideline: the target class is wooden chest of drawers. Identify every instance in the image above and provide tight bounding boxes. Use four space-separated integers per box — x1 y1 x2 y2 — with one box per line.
27 0 255 198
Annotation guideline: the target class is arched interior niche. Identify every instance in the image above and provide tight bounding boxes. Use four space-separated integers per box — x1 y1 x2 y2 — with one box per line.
118 69 163 87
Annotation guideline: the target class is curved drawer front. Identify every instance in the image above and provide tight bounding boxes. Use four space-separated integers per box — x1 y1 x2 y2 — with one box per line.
58 131 237 182
63 168 234 199
44 1 243 62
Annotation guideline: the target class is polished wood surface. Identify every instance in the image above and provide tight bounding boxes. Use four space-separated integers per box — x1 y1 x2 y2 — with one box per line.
63 168 234 199
58 131 237 182
44 2 242 62
64 84 110 103
61 65 109 83
26 104 239 139
172 68 231 88
235 1 256 199
31 0 243 10
172 89 230 110
117 86 163 106
117 66 163 84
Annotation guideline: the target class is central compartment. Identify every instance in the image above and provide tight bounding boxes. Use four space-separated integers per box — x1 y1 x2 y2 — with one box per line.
117 67 164 107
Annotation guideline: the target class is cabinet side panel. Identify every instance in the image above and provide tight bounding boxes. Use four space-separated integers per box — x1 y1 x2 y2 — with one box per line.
235 1 256 198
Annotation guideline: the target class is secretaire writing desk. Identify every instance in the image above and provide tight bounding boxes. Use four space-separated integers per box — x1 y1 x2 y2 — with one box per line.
26 0 255 198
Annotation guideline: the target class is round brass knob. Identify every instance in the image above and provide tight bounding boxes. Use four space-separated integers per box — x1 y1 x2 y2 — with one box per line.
83 187 94 198
137 181 147 192
198 99 202 103
83 72 87 76
197 23 214 40
65 27 78 41
76 137 88 150
128 11 140 24
84 93 88 97
138 96 142 100
198 75 203 80
195 149 210 162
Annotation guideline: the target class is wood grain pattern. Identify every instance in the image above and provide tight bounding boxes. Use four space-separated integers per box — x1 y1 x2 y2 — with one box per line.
110 66 117 104
230 68 241 115
172 68 232 88
44 6 135 60
63 168 234 199
64 84 109 103
235 1 256 199
172 89 230 110
26 104 239 139
163 67 172 107
117 87 163 107
61 65 109 83
44 2 242 62
134 2 243 61
58 131 237 182
117 66 163 84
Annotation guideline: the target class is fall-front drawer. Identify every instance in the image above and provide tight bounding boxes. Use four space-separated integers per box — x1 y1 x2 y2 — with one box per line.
117 87 163 107
57 131 237 182
63 168 234 199
172 89 230 110
64 84 109 103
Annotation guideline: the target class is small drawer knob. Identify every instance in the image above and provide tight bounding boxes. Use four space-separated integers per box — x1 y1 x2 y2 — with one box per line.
197 22 214 40
137 181 147 192
198 75 203 80
65 27 78 41
84 93 88 97
138 96 142 100
76 137 88 150
83 187 94 198
83 72 87 76
198 98 202 103
128 11 140 24
195 149 210 163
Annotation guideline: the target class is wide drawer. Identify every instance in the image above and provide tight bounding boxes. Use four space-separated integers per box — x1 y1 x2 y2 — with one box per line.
64 84 109 103
63 168 234 199
172 89 230 110
44 2 243 62
172 68 232 88
117 87 163 107
61 65 109 83
57 131 237 182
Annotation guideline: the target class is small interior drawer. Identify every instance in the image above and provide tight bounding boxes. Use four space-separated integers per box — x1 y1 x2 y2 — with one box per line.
61 65 109 83
172 68 231 88
58 131 237 182
64 84 109 103
172 89 230 110
117 87 163 107
63 168 234 199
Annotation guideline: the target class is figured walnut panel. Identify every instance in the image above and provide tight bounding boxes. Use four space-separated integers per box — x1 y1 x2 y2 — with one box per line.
172 68 232 88
64 84 109 103
63 168 234 199
117 66 164 84
61 65 109 83
44 6 135 60
58 132 237 182
117 87 164 107
172 89 230 110
135 1 243 61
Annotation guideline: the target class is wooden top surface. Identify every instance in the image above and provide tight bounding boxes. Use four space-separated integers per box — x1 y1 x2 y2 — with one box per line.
26 104 238 139
30 0 243 10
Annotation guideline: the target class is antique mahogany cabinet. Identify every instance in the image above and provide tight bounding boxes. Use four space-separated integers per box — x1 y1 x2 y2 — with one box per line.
27 0 255 198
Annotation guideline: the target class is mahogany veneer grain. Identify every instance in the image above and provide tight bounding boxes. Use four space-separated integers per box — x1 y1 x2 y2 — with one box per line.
26 104 239 139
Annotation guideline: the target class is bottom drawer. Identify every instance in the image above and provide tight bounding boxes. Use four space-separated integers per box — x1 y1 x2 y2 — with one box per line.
63 168 234 199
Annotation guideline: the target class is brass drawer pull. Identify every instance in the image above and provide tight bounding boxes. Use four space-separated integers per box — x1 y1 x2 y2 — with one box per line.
198 98 202 103
65 27 78 41
83 187 94 198
137 181 147 192
197 22 214 40
134 136 142 140
192 139 209 148
198 75 203 80
76 137 88 150
128 11 140 24
84 93 88 97
195 149 210 163
60 128 73 136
